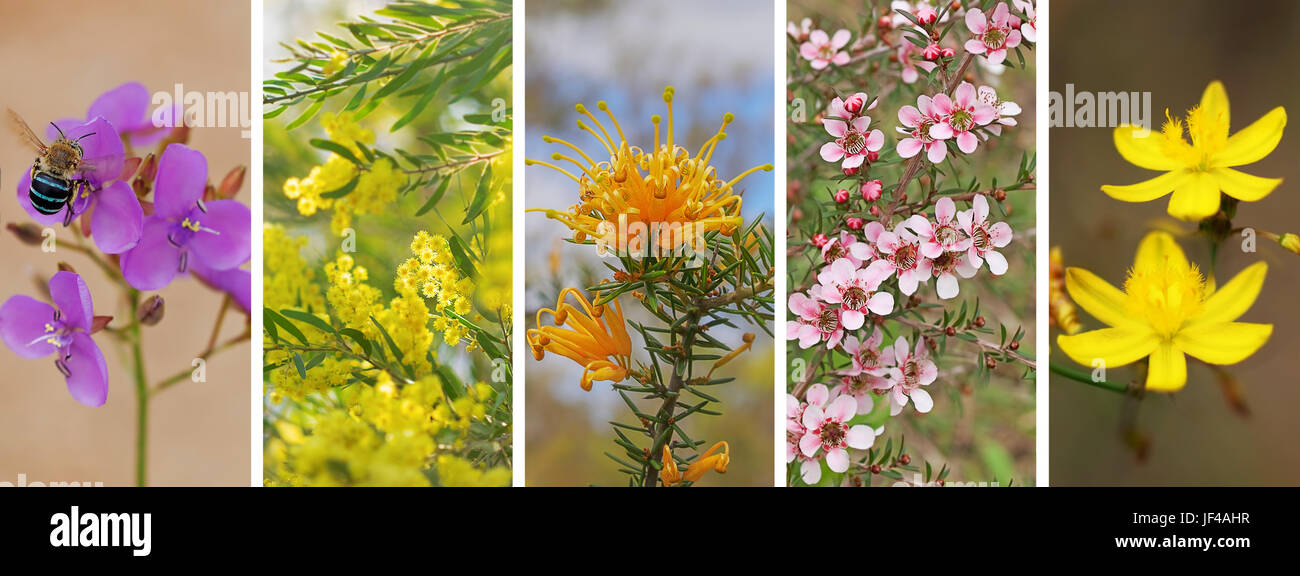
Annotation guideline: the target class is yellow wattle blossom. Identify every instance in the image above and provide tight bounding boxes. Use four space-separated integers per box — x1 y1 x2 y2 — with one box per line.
527 288 631 391
1104 81 1286 221
281 113 404 235
324 253 384 332
526 86 773 250
264 224 324 312
660 441 730 486
1056 231 1271 392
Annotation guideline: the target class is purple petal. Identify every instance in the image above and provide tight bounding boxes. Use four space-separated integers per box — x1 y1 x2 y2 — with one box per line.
120 217 182 290
64 117 124 187
64 333 108 407
0 295 58 359
191 263 251 313
90 181 144 254
16 168 67 226
87 82 151 133
154 144 207 219
187 200 251 270
49 271 94 331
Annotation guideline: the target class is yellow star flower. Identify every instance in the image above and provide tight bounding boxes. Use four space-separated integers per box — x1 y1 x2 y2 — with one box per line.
1103 81 1286 221
659 441 730 486
1056 231 1271 392
527 86 772 250
527 288 632 391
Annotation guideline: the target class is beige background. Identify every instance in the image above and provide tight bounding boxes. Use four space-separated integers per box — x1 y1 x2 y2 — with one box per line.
0 0 251 486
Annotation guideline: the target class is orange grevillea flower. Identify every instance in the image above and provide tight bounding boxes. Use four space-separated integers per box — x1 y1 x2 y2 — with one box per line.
660 441 730 486
527 287 631 391
527 86 773 252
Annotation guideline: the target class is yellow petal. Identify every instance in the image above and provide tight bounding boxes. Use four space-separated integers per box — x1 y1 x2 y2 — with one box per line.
1190 261 1267 326
1056 327 1158 368
1213 168 1281 202
1174 322 1272 365
1133 230 1187 272
1101 170 1186 203
1165 171 1220 221
1064 267 1142 330
1146 342 1187 392
1214 107 1286 167
1113 125 1182 171
1199 80 1230 134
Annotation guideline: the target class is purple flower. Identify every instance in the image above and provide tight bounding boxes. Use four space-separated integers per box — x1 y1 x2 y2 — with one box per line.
191 261 251 313
16 117 142 254
0 271 108 407
120 143 251 291
52 82 173 148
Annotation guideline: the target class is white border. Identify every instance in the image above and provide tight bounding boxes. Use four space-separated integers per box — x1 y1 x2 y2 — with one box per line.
511 0 527 487
773 0 788 488
1034 0 1049 487
251 0 265 488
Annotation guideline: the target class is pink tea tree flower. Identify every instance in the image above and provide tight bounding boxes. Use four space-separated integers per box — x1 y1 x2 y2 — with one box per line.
958 194 1014 275
787 292 844 349
929 82 997 154
1013 0 1036 43
833 327 891 413
120 143 251 290
787 18 812 42
800 28 852 69
819 230 873 266
977 85 1021 136
815 258 894 330
0 272 108 407
964 2 1023 65
896 94 948 164
820 115 884 170
799 384 881 474
907 198 976 299
871 223 933 295
876 336 938 415
896 42 938 84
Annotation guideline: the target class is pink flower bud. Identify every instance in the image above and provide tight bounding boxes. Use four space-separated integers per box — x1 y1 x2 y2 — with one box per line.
812 233 829 248
941 47 955 58
860 179 883 202
834 188 850 203
867 150 879 163
923 43 942 61
846 217 865 230
844 95 865 114
917 7 937 24
869 205 882 217
842 166 859 176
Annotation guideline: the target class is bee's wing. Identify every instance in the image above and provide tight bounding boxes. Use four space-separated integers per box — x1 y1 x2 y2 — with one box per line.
6 109 48 155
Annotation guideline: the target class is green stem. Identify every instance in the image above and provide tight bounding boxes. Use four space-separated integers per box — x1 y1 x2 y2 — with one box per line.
129 290 149 487
1049 362 1128 394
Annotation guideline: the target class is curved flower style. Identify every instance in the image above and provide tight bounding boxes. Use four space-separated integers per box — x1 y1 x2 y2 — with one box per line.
964 2 1022 65
659 441 729 486
17 118 142 254
799 29 851 69
930 82 997 154
120 143 252 290
1103 81 1287 221
0 271 108 407
816 258 894 330
897 95 948 164
527 88 771 251
820 115 884 170
527 288 632 391
877 336 938 415
799 384 880 473
1056 231 1271 392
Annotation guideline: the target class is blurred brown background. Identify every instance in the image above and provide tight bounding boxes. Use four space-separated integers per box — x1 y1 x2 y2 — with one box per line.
0 0 251 486
1051 0 1300 485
